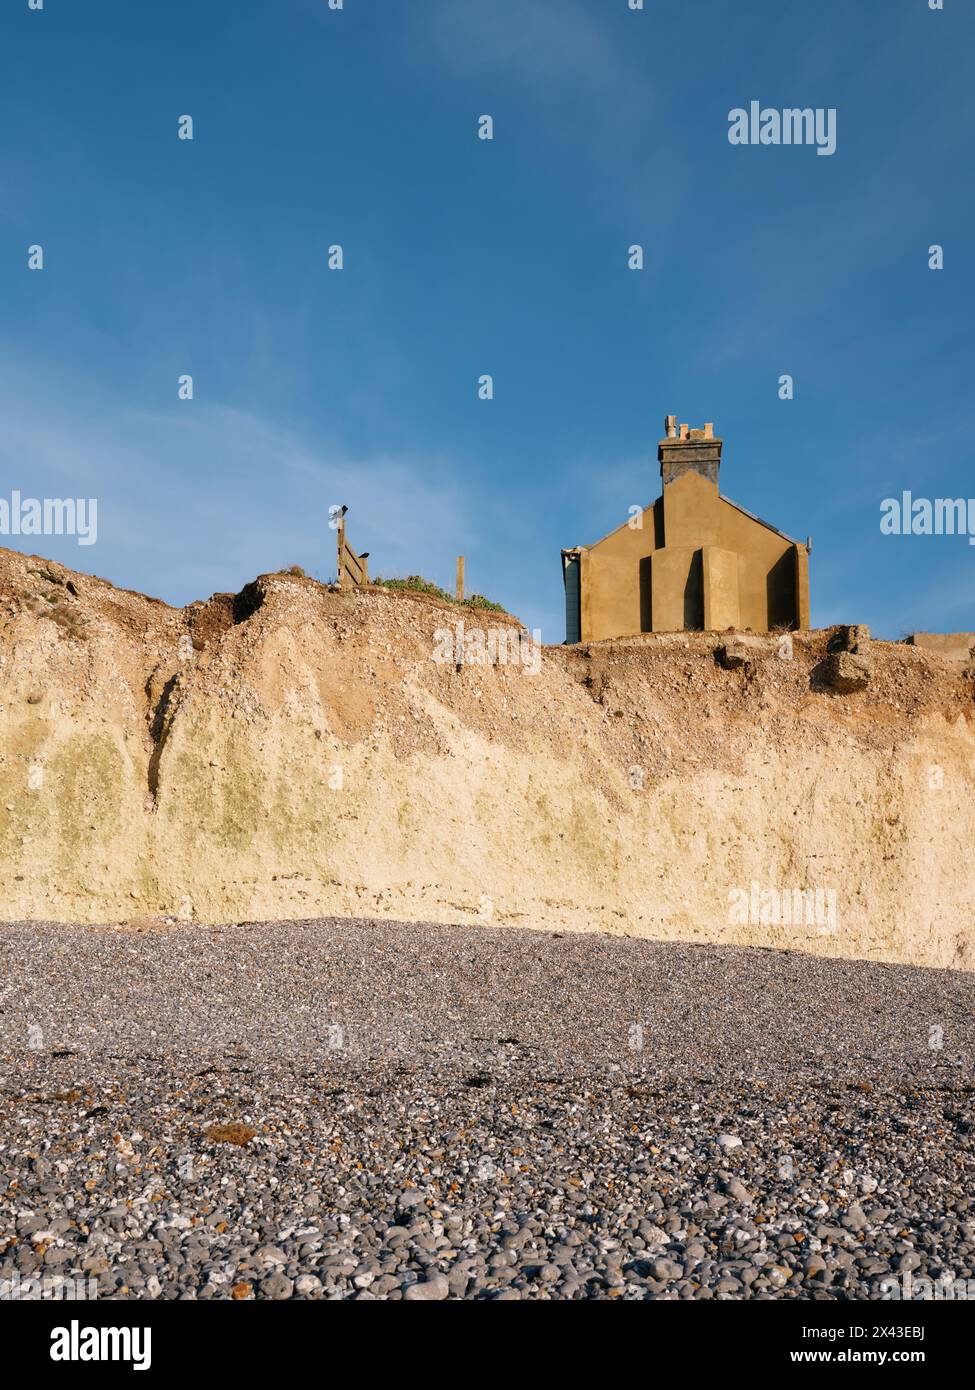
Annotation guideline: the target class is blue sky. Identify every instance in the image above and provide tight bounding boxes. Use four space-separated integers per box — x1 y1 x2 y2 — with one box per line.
1 0 972 641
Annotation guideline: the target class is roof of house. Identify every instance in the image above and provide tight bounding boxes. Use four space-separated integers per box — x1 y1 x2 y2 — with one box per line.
567 490 806 553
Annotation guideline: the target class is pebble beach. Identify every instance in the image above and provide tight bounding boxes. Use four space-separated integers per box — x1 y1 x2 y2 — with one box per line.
1 919 973 1300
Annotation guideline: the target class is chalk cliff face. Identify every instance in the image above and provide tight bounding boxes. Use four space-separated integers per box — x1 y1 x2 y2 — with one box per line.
1 545 973 968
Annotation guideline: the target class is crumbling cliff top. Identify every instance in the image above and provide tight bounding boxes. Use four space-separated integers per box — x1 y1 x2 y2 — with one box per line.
1 544 972 968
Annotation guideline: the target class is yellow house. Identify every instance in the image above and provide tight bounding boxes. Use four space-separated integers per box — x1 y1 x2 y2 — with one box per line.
561 416 810 642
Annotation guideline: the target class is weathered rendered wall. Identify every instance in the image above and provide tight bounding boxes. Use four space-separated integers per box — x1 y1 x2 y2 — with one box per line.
578 469 809 640
908 632 975 663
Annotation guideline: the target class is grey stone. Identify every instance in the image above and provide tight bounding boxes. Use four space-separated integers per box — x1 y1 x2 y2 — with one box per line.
260 1272 294 1299
402 1275 449 1301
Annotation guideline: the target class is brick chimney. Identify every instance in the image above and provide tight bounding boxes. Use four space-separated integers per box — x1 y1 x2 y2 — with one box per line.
659 416 722 487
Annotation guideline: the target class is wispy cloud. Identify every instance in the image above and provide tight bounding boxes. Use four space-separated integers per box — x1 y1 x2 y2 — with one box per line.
0 361 568 637
0 369 471 606
404 0 649 105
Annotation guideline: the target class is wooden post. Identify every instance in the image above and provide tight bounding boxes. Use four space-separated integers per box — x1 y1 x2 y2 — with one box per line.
336 515 345 588
456 556 465 602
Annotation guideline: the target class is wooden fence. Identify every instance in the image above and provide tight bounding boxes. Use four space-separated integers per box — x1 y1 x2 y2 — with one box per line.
336 514 369 588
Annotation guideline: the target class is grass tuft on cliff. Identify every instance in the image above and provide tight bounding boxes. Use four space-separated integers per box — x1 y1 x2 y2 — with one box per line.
373 574 507 613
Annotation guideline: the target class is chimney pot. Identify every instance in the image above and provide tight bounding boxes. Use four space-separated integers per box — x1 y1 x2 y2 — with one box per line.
658 413 722 486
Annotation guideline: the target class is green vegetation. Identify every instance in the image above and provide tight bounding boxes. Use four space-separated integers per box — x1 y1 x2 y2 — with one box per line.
372 574 507 613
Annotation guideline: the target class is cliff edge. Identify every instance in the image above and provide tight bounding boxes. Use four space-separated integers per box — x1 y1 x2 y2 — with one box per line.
1 546 973 968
